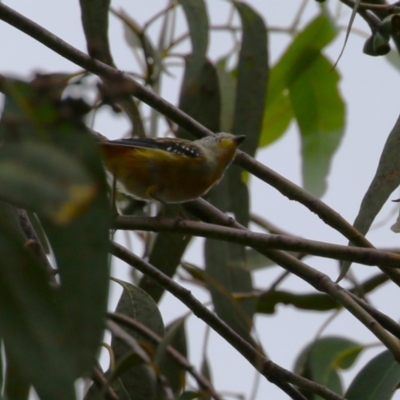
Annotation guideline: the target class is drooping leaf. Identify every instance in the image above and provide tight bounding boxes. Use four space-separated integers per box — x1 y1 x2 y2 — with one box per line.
0 76 111 394
294 336 364 399
177 0 209 61
108 281 164 400
261 89 293 146
259 13 344 197
289 55 345 196
155 318 188 396
256 273 387 314
4 336 32 400
346 350 400 400
139 208 191 303
177 56 220 140
113 280 165 348
216 60 237 133
0 142 97 225
0 203 75 399
340 112 400 279
232 1 269 157
256 290 339 314
204 1 268 343
79 0 114 65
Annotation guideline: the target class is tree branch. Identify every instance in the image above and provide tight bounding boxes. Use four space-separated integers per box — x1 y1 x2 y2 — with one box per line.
114 215 400 268
110 241 344 400
182 199 400 362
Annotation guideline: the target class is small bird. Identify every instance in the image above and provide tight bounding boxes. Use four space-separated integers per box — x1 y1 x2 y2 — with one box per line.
99 133 245 204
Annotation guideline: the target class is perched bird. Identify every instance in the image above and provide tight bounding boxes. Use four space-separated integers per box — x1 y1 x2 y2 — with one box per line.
100 133 245 204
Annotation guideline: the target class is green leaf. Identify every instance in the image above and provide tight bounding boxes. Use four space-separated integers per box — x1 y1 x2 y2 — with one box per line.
260 13 337 163
340 112 400 279
202 1 268 342
155 318 188 396
0 76 111 396
79 0 114 65
256 290 339 314
204 239 255 344
4 348 30 400
256 273 387 314
109 282 164 400
113 280 165 347
295 336 363 399
232 1 268 157
0 203 75 399
260 89 293 146
216 60 236 133
177 56 220 140
177 0 209 60
346 350 400 400
289 55 345 196
139 209 191 303
0 142 97 225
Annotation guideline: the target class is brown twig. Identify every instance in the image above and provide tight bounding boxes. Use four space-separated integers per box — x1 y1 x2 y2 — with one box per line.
114 216 400 268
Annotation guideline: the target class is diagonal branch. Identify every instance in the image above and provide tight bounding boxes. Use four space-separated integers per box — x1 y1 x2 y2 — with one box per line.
182 199 400 362
110 241 343 400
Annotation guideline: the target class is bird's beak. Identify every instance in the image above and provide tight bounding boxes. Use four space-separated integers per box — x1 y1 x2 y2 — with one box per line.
234 135 246 145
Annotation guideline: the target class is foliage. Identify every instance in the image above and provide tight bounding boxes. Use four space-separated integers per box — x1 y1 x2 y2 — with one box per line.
1 1 400 399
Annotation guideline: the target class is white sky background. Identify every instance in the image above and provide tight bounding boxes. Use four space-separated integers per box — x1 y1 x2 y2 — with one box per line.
2 1 400 399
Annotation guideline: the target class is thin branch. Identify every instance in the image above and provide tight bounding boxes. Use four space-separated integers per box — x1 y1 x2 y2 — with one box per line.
108 312 223 400
90 364 119 400
347 291 400 339
143 1 177 31
114 216 400 268
182 199 400 362
110 241 343 400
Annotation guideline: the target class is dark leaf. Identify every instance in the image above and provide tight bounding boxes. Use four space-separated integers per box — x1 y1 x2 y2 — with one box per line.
346 350 400 400
155 318 188 396
232 1 269 157
294 336 363 399
79 0 114 65
139 209 191 303
177 0 209 61
0 203 75 399
0 76 110 393
341 112 400 278
110 281 164 400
